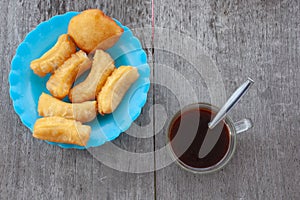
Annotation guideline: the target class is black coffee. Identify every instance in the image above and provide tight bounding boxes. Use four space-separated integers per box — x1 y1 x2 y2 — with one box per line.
168 108 230 169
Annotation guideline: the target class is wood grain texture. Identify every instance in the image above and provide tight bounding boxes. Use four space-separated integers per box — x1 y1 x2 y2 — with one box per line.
1 0 300 199
154 0 300 199
0 0 154 200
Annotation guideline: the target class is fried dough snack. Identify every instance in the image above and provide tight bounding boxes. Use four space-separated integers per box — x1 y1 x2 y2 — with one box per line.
97 66 139 114
69 50 115 103
30 34 76 77
68 9 124 53
38 93 97 123
33 116 91 146
46 50 91 99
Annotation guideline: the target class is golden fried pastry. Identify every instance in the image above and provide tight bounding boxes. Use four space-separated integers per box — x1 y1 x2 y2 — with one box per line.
46 50 91 99
69 50 115 103
68 9 124 53
30 34 76 77
97 66 139 114
33 116 91 146
38 93 97 123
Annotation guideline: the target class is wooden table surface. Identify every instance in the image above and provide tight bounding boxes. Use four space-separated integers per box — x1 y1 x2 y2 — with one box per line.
1 0 299 199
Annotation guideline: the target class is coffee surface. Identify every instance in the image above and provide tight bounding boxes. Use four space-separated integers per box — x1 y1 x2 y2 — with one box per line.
169 108 230 169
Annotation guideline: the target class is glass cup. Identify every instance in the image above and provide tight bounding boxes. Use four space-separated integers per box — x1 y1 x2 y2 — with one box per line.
167 102 253 174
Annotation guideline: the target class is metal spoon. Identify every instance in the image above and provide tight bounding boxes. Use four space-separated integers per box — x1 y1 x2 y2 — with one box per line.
198 77 254 158
208 77 254 129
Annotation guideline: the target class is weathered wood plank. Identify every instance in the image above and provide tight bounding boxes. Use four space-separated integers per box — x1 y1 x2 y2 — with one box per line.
154 0 300 199
0 0 154 199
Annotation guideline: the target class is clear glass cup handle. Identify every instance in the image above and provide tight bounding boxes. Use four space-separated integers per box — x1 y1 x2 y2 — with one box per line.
234 118 253 134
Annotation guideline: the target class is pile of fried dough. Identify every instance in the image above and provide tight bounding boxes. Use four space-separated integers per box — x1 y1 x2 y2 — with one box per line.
30 9 139 147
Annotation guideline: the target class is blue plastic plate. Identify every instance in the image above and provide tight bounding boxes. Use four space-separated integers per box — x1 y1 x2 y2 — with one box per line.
9 12 150 149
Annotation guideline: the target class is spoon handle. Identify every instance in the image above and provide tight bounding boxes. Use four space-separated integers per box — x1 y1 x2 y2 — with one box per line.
208 78 254 129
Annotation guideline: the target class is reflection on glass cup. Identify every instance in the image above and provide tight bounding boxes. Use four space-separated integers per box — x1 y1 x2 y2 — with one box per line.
167 103 253 174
